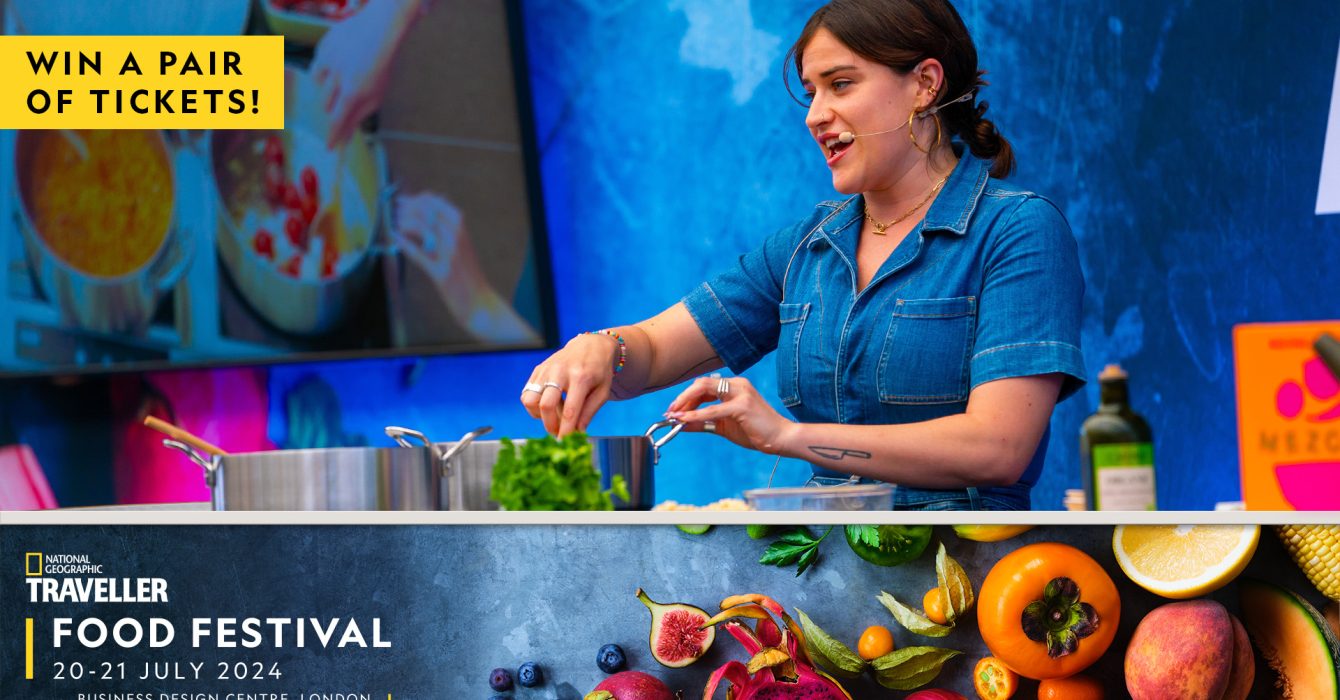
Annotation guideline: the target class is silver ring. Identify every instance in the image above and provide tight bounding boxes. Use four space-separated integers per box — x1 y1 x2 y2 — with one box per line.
717 377 731 397
522 382 544 395
542 381 564 392
703 420 717 433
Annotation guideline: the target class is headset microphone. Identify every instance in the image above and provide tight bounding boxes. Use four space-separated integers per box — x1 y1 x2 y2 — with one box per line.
837 123 906 144
835 91 975 145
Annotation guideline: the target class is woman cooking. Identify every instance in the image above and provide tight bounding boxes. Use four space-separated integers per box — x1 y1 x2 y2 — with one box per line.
520 0 1085 511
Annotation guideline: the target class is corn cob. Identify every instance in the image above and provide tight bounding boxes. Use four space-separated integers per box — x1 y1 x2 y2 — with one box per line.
1276 525 1340 601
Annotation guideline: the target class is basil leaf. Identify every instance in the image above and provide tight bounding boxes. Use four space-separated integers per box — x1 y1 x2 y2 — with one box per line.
794 608 866 678
760 526 832 576
870 646 963 690
759 543 807 566
935 543 975 622
877 591 953 637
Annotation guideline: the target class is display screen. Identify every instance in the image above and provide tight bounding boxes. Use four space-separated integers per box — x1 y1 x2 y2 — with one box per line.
0 0 554 376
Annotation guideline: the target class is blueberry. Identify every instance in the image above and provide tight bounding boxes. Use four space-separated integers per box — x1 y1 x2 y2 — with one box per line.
517 661 543 687
488 667 512 692
597 643 627 673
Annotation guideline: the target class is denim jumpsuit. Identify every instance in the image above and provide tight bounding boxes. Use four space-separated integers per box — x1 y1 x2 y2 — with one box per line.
681 147 1086 510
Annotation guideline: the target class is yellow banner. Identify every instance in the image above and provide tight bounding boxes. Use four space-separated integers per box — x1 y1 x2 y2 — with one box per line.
0 36 284 129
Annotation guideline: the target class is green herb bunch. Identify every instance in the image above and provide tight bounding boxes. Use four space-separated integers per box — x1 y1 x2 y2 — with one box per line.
489 432 629 510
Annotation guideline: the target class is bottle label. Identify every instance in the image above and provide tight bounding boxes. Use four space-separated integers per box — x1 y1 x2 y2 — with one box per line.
1091 442 1157 510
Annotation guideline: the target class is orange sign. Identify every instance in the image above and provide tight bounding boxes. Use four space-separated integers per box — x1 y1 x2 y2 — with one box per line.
1233 321 1340 510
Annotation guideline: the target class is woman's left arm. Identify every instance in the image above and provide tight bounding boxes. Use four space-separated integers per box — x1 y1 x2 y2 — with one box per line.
667 373 1062 489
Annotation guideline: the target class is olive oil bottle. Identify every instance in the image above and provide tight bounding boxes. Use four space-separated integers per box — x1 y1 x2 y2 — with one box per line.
1079 364 1157 510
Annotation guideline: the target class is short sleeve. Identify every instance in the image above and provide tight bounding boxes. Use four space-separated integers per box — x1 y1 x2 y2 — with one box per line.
681 218 811 374
970 196 1087 401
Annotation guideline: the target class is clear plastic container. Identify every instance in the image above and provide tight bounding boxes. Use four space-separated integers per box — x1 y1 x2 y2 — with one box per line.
744 483 893 511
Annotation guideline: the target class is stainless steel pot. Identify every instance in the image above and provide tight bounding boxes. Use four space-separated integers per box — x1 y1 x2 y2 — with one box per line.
387 421 684 510
13 129 195 335
161 428 486 510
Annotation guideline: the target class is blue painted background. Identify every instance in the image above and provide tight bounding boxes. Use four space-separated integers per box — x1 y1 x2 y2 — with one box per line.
285 0 1340 510
8 1 1340 509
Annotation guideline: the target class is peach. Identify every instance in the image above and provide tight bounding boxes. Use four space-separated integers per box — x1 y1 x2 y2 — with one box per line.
1126 600 1241 700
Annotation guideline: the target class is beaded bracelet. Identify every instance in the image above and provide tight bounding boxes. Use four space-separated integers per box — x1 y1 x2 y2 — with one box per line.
582 329 627 374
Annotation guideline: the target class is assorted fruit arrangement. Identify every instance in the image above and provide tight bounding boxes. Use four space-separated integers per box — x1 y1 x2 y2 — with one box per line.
483 524 1339 698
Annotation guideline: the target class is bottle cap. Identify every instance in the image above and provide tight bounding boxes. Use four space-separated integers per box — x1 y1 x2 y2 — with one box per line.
1099 364 1127 381
1315 333 1340 383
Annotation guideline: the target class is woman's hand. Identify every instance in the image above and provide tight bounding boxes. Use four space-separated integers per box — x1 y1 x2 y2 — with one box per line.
521 335 621 436
665 376 796 455
394 191 541 344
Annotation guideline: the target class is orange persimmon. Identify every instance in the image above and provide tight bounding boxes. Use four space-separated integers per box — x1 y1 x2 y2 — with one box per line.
976 542 1119 680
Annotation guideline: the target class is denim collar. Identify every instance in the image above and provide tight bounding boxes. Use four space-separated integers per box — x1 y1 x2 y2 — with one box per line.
807 144 989 251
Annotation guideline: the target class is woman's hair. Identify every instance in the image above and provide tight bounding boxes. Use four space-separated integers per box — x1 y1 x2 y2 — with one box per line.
785 0 1015 178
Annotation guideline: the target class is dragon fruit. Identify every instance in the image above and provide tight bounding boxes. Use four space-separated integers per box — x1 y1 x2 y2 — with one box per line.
702 594 853 699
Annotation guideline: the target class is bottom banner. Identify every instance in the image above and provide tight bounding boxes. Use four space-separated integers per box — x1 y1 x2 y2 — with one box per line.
3 524 1337 699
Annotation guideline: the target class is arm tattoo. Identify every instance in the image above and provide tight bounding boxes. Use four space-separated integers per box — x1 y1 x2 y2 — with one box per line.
808 446 872 461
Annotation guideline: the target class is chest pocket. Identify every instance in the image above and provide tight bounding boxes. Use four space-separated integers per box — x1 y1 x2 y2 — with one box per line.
877 296 976 404
776 302 809 407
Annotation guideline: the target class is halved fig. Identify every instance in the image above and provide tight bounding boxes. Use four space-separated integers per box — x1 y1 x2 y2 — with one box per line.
636 588 715 668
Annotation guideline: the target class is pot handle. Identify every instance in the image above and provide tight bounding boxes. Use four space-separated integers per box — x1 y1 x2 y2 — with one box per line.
384 425 431 449
436 426 492 476
644 420 685 466
161 439 218 487
384 425 492 476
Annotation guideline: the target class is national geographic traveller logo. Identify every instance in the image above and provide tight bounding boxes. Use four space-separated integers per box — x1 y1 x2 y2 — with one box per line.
24 552 169 603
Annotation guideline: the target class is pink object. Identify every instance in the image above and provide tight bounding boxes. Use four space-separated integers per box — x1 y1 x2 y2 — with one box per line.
112 367 275 505
1304 357 1340 399
0 444 58 510
1275 380 1304 418
1274 462 1340 510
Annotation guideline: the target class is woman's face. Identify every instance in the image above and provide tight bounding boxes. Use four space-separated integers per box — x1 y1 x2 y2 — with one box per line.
801 28 927 195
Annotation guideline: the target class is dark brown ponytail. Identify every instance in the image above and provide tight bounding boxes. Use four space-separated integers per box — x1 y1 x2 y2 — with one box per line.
937 69 1014 178
787 0 1016 178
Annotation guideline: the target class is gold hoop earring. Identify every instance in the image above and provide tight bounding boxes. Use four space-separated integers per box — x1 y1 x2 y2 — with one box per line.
908 109 930 154
908 110 943 155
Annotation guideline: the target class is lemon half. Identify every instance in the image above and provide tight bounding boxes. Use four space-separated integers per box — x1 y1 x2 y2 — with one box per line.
1113 524 1260 599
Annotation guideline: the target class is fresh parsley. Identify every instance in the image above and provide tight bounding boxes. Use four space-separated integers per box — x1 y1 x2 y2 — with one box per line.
489 432 629 510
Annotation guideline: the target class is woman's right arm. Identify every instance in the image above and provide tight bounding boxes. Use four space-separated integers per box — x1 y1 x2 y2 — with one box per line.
521 302 723 436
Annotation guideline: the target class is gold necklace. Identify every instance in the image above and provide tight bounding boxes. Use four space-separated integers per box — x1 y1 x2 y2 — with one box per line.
864 175 949 235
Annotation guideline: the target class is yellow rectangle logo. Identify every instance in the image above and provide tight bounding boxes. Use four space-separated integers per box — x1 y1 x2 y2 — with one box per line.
25 552 42 576
0 36 284 129
26 618 35 679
